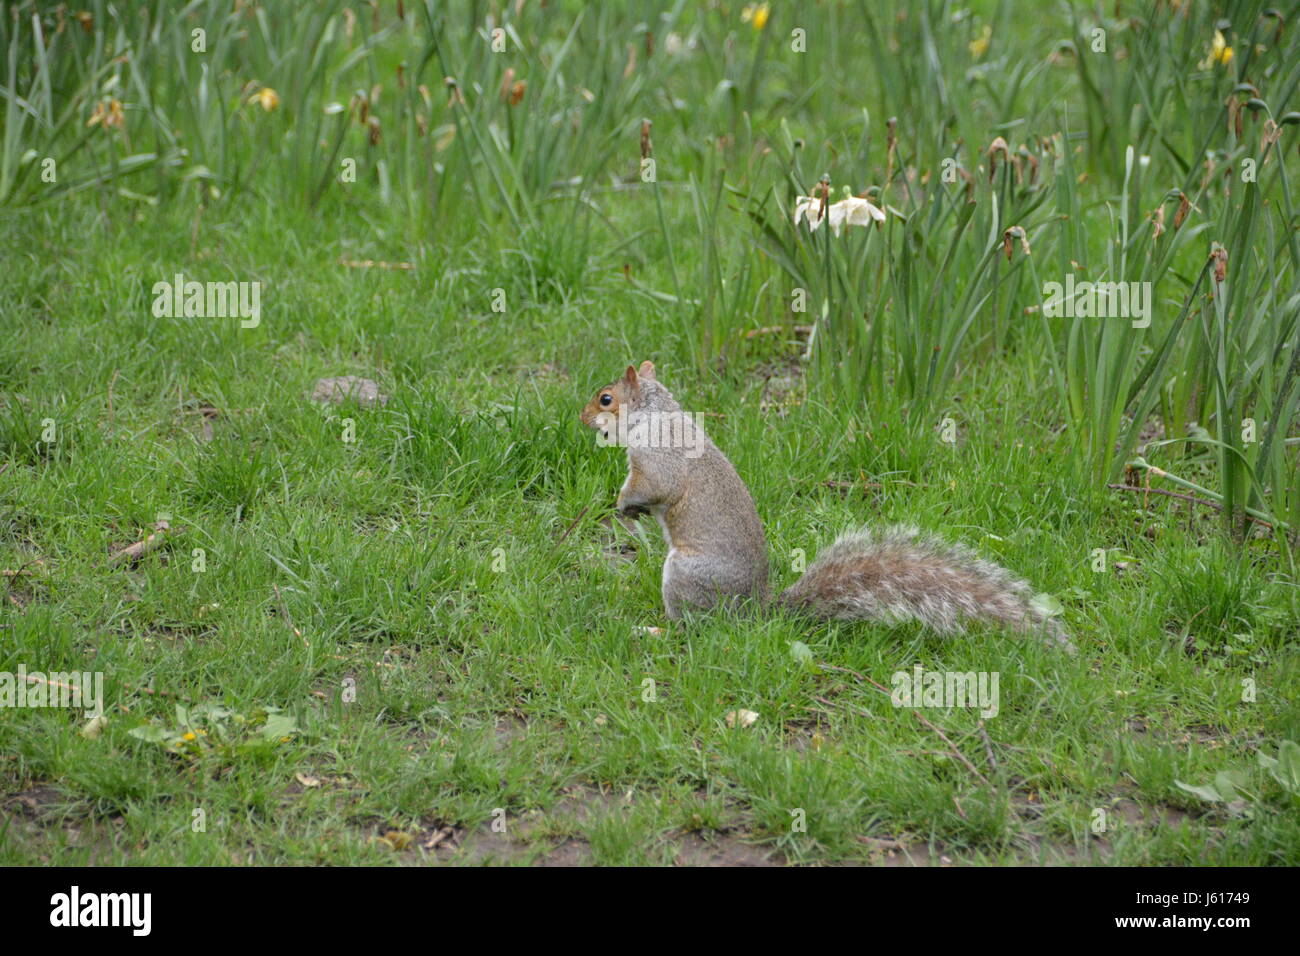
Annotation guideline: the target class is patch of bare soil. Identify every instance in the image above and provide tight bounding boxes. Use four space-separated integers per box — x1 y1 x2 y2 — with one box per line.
1125 716 1262 751
671 832 781 866
3 783 123 862
757 359 807 415
1111 797 1191 829
857 835 945 866
5 783 65 818
365 784 788 866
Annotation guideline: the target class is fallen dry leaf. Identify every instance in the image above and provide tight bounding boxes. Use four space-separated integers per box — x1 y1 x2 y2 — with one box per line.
376 830 413 851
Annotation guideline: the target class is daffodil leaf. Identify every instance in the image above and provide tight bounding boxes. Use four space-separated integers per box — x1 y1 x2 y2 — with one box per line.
1174 779 1224 803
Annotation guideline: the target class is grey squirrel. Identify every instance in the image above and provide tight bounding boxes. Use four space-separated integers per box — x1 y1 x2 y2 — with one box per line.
581 362 1073 651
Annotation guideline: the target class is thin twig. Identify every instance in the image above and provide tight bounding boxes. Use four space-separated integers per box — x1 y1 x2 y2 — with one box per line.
818 661 892 696
2 559 46 577
121 680 193 704
819 661 991 786
909 708 990 786
554 505 590 547
977 720 998 775
816 660 987 790
14 672 83 694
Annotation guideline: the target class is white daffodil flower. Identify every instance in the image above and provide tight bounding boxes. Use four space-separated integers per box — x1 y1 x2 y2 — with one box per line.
793 194 885 236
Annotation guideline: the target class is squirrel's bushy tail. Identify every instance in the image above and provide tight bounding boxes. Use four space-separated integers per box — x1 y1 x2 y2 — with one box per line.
777 526 1073 651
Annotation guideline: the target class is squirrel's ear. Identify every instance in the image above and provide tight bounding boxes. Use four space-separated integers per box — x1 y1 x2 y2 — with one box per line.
638 361 656 381
623 365 639 392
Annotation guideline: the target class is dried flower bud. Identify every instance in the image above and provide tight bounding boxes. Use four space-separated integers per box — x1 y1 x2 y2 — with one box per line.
987 136 1010 182
1018 146 1039 185
1003 225 1029 259
444 76 464 107
1261 118 1282 152
1211 244 1228 283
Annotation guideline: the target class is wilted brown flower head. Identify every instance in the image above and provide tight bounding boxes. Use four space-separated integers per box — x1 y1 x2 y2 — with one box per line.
87 98 125 130
1211 243 1228 283
1150 204 1166 240
1003 225 1030 260
987 136 1010 182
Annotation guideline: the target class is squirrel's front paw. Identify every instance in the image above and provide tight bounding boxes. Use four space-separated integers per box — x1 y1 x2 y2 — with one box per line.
618 500 649 519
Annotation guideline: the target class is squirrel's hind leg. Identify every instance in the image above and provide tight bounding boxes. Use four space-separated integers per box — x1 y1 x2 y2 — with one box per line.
662 550 765 618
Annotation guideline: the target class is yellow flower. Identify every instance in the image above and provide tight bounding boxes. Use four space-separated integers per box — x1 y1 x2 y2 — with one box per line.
248 87 281 111
87 98 124 130
1212 30 1233 64
969 24 992 59
1200 30 1233 68
181 731 197 742
741 3 770 31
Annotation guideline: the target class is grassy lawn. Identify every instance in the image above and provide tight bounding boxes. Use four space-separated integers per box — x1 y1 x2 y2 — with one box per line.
2 0 1299 866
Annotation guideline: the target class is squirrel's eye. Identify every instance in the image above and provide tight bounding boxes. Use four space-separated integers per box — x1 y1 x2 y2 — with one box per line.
600 394 612 407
